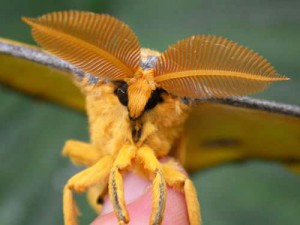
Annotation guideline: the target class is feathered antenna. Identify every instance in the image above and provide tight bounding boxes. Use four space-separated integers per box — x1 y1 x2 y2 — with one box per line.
153 35 288 98
22 11 141 80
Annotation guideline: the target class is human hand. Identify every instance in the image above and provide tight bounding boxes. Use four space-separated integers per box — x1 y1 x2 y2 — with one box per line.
91 160 189 225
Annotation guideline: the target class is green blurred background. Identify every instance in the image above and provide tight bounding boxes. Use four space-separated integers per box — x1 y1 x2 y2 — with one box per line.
0 0 300 224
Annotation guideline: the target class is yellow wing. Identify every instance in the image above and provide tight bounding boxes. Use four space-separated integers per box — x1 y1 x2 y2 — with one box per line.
1 38 300 173
0 38 85 111
184 100 300 172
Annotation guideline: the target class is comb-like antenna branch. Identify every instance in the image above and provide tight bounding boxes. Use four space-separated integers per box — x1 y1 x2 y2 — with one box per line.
154 35 288 98
23 11 141 80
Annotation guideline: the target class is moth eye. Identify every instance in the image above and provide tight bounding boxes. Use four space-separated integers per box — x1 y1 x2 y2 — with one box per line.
145 89 164 111
114 83 128 106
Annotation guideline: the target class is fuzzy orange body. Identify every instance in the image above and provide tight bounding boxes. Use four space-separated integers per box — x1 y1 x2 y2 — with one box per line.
86 72 189 158
78 52 195 224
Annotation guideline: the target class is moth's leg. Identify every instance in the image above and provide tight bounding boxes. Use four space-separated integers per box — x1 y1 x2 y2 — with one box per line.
62 140 102 166
63 155 113 225
162 160 201 225
87 183 108 213
109 144 136 224
168 133 187 166
136 146 167 225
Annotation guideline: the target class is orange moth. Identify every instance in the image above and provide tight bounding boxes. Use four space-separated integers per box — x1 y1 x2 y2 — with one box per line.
17 11 292 225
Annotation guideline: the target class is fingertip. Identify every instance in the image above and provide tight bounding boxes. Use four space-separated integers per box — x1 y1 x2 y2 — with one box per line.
92 171 189 225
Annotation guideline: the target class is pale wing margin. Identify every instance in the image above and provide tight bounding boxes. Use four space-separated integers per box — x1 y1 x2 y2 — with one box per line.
0 38 84 79
195 96 300 118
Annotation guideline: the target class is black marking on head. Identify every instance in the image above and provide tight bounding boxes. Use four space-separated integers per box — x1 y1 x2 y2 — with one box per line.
144 88 165 112
114 81 128 106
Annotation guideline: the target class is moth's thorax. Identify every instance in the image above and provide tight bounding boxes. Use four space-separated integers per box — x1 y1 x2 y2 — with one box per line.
85 81 190 158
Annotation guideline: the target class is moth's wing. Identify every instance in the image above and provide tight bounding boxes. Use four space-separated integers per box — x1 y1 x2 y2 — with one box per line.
0 38 86 111
285 163 300 173
184 97 300 172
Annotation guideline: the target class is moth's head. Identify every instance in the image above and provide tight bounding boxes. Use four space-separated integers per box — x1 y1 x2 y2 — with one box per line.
114 49 165 120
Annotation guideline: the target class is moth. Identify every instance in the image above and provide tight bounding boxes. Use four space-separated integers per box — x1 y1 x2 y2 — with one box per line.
2 10 300 225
